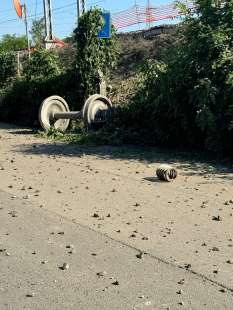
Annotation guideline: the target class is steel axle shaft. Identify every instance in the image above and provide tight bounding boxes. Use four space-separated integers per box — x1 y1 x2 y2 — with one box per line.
53 111 82 120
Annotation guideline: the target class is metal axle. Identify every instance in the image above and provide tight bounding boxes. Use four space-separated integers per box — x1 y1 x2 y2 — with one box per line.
39 94 112 132
53 111 82 120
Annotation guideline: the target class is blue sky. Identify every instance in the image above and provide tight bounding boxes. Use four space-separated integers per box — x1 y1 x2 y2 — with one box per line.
0 0 173 39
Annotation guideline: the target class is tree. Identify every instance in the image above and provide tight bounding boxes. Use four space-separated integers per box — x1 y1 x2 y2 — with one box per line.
74 9 118 98
0 51 16 86
30 18 45 48
0 34 27 52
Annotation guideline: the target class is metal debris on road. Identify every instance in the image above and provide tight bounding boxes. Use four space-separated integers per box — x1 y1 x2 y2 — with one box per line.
156 164 178 182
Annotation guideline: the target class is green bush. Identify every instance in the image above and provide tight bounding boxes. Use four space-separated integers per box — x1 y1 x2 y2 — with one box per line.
0 10 119 127
119 0 233 155
74 8 118 98
23 49 61 81
0 70 81 126
0 50 81 126
0 51 17 87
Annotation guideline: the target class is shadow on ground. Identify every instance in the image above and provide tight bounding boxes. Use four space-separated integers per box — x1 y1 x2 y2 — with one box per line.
10 129 37 135
2 122 233 180
15 142 233 179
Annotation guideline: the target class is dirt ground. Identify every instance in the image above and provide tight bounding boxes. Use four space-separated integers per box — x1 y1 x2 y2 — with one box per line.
0 123 233 294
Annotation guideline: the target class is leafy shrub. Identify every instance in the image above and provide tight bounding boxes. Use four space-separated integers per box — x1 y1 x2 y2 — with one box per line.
0 69 81 126
0 9 119 126
119 0 233 155
0 49 81 126
23 49 61 81
74 8 118 98
0 51 17 87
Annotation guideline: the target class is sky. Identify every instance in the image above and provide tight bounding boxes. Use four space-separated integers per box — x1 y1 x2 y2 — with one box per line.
0 0 174 39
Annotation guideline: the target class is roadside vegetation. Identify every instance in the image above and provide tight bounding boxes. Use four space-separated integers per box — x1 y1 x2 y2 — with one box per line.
117 0 233 156
0 1 233 157
0 9 117 126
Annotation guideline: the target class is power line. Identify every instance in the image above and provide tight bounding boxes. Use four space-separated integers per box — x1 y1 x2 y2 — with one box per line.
0 18 20 25
0 2 77 25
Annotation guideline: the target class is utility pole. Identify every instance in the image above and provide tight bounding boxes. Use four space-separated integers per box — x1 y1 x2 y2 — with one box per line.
81 0 86 15
22 2 30 60
77 0 85 24
43 0 54 49
77 0 81 24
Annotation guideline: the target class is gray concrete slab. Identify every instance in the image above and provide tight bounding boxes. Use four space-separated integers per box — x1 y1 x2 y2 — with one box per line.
0 190 232 310
1 123 233 290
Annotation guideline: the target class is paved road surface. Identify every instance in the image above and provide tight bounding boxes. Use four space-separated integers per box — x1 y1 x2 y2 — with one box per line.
0 190 232 310
0 123 233 309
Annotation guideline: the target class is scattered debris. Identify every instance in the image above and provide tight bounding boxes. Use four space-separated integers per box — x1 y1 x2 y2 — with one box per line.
9 211 17 218
41 261 48 265
136 252 144 259
212 247 220 252
97 271 107 277
60 263 69 271
130 234 137 238
212 215 222 221
112 280 119 286
219 288 226 293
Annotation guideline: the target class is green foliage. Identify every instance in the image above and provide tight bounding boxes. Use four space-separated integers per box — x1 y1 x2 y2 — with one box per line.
0 34 28 52
74 8 118 98
120 0 233 155
0 48 80 126
0 51 16 87
23 49 61 81
30 18 45 48
40 123 124 146
0 69 81 127
0 9 118 129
